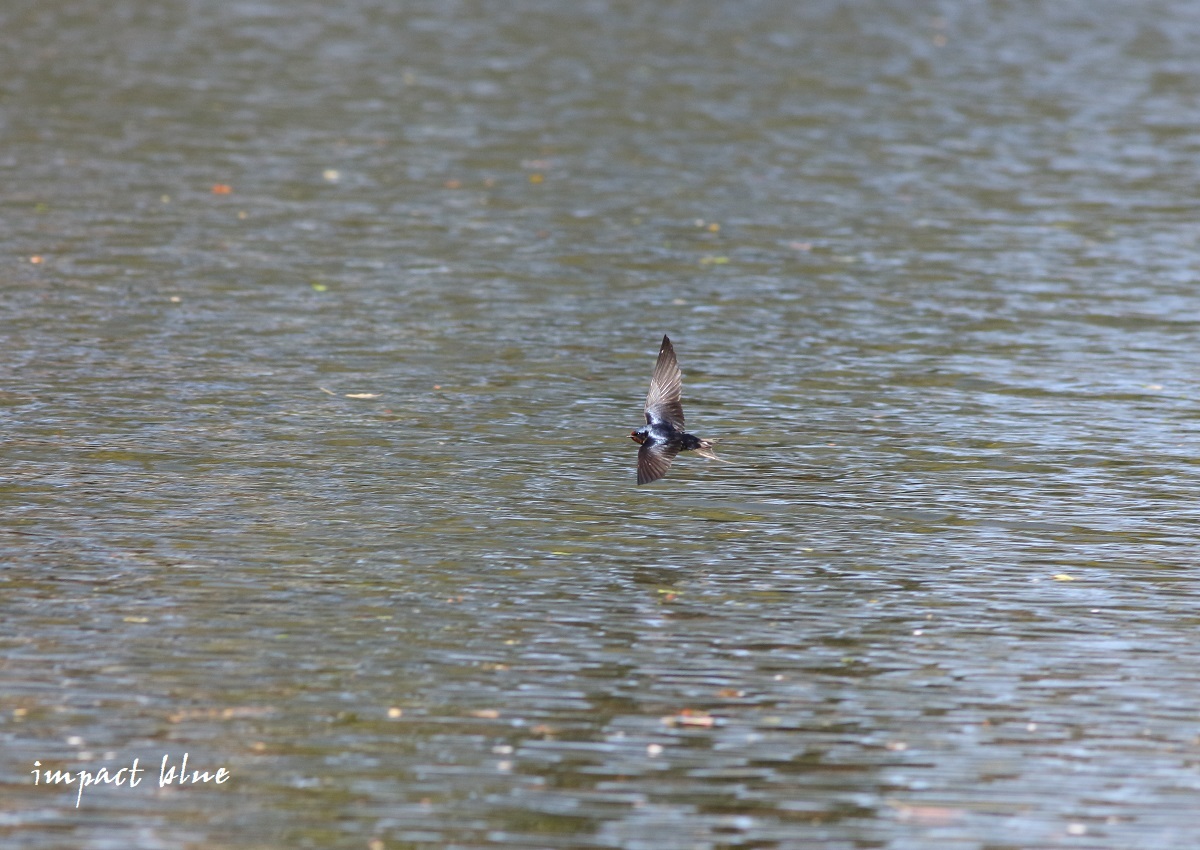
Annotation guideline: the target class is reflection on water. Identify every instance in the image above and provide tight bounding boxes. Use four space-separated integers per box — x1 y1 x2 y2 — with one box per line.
4 1 1200 847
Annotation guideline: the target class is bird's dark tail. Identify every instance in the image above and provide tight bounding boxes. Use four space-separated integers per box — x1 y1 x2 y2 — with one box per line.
693 438 730 463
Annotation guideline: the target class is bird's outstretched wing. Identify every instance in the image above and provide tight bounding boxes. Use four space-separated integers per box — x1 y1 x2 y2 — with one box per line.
637 441 680 485
644 335 685 430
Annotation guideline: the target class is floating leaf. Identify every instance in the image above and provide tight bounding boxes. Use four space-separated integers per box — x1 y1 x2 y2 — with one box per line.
663 709 716 728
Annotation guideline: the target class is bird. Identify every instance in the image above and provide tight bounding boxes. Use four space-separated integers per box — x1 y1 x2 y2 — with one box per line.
630 334 721 485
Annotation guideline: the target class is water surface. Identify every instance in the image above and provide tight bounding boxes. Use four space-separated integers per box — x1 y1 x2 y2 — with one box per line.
4 1 1200 847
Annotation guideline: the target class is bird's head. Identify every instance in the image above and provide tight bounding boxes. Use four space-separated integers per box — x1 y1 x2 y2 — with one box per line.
630 429 646 444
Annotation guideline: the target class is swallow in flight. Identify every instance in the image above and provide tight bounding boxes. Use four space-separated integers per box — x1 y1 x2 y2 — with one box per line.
630 335 721 485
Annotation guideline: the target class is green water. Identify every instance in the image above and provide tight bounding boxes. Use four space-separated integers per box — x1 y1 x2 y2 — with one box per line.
4 1 1200 847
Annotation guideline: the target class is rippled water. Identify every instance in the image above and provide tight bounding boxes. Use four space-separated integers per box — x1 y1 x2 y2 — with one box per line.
5 1 1200 847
